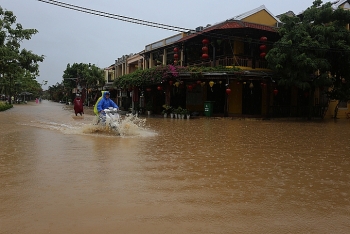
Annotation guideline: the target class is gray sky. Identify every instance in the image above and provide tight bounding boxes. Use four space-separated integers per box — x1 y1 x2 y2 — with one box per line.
1 0 315 89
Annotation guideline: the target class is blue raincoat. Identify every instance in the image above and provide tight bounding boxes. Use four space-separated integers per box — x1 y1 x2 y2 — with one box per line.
97 91 118 113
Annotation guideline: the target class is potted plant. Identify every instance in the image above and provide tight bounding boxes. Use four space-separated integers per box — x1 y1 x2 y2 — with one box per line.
183 108 190 119
162 104 172 118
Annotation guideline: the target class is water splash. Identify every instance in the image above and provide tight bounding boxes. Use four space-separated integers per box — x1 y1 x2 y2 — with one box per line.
82 114 156 137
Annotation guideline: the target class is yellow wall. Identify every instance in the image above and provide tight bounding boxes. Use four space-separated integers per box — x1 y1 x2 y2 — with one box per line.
242 10 277 26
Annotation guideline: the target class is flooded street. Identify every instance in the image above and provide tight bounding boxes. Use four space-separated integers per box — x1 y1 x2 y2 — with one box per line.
1 101 350 234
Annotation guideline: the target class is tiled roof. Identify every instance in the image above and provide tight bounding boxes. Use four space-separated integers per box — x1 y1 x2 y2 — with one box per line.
176 20 277 43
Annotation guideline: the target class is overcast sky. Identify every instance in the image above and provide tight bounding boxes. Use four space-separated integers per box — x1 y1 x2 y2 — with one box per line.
2 0 315 89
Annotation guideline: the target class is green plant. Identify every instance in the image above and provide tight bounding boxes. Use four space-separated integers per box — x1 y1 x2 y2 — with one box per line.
162 104 173 114
0 102 13 111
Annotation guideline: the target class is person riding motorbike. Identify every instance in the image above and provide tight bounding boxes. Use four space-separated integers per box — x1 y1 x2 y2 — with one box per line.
96 91 119 122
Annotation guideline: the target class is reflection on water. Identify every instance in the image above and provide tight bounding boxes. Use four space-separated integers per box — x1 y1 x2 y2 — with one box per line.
0 100 349 234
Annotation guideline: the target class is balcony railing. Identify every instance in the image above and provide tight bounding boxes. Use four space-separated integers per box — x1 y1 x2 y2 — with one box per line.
188 56 268 69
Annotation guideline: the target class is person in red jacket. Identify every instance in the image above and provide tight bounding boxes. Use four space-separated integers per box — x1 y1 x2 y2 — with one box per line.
73 94 84 116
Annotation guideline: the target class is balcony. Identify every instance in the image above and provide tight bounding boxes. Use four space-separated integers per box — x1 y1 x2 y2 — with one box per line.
188 55 268 69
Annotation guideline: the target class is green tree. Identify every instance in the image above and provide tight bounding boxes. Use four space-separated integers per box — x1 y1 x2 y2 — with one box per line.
62 63 104 104
0 7 44 103
266 0 350 119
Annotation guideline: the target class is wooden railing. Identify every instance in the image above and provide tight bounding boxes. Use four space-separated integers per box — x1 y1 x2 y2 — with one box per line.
188 56 268 69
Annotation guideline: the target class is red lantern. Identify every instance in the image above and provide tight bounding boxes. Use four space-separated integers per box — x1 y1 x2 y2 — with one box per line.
202 46 208 54
174 54 179 59
197 80 202 84
259 45 267 51
169 80 173 86
202 54 209 59
226 88 232 95
146 88 151 92
260 36 267 42
173 47 179 53
157 86 163 91
273 88 278 95
202 38 209 45
188 85 193 91
260 52 266 59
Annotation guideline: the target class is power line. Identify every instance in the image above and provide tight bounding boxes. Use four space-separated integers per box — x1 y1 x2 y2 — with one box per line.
37 0 350 53
37 0 192 32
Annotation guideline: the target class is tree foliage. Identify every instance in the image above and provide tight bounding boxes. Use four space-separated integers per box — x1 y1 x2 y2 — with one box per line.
0 7 44 98
62 63 105 91
267 0 350 89
266 0 350 118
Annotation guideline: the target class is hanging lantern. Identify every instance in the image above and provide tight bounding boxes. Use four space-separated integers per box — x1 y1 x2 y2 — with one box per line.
259 36 267 60
174 54 179 59
202 53 209 59
169 80 173 86
273 88 278 95
201 82 206 87
249 82 254 89
197 80 202 85
202 39 209 60
202 38 209 45
173 47 179 53
209 81 215 87
174 81 180 87
259 44 267 51
187 85 193 91
146 88 151 92
202 46 208 54
157 86 163 91
243 81 246 85
226 88 231 95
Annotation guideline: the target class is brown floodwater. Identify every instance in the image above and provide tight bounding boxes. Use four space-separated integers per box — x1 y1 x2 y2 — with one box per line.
0 100 350 234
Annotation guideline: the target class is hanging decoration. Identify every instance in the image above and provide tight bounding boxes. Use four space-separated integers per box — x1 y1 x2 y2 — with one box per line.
273 88 278 95
169 80 173 86
209 81 215 92
187 85 193 91
202 39 209 60
146 88 152 92
174 47 179 65
157 86 163 91
226 88 231 95
259 36 267 59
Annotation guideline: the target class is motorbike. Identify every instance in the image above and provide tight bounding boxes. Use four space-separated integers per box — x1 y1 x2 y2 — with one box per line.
97 107 120 129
